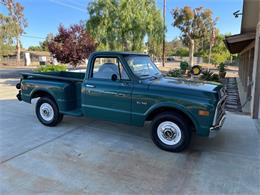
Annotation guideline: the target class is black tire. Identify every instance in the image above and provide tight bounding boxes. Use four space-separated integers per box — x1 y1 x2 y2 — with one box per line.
36 97 63 126
151 112 191 152
57 113 64 123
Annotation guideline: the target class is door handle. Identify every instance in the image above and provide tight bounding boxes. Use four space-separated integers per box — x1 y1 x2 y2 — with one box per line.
86 84 95 88
121 82 130 87
118 93 125 97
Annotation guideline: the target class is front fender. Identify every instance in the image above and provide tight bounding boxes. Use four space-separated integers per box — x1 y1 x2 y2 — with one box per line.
145 102 200 132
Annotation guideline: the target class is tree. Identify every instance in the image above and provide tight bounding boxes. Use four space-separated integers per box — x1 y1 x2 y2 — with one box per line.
48 23 97 67
86 0 164 57
197 32 231 65
40 33 54 51
27 45 43 51
209 34 231 65
172 6 218 65
28 33 54 52
0 13 19 57
165 38 185 56
1 0 27 64
195 28 220 57
175 48 189 57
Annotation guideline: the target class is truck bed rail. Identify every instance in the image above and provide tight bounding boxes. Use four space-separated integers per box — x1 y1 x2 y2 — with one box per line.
21 72 84 82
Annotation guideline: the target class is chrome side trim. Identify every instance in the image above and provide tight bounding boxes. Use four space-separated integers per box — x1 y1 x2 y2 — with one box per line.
86 84 95 88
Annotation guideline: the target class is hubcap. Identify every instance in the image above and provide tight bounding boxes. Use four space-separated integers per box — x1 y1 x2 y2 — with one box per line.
157 121 182 145
40 103 54 122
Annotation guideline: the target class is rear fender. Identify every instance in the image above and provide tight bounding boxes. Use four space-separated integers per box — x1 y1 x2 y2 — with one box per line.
30 88 56 103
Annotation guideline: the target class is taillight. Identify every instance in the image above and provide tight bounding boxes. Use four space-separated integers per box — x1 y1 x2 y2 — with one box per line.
16 83 21 89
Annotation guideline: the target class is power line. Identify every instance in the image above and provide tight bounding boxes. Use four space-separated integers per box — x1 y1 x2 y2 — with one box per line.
49 0 87 13
65 0 87 8
21 35 45 39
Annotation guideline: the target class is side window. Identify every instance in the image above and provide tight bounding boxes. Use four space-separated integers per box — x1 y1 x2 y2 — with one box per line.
92 57 129 80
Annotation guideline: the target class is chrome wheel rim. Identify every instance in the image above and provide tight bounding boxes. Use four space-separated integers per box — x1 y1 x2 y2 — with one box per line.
157 121 182 145
40 103 54 121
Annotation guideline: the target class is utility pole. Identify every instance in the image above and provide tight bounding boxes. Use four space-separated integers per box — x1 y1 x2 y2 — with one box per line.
208 28 215 64
208 42 212 64
162 0 166 67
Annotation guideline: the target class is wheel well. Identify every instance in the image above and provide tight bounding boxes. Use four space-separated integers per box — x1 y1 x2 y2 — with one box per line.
146 107 196 131
31 90 55 102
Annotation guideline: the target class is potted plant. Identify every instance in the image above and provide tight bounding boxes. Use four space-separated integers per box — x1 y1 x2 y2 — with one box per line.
180 61 189 74
218 63 226 79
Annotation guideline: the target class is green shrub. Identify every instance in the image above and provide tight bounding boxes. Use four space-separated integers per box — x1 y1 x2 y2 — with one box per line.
218 62 226 72
35 64 67 72
180 61 189 71
199 70 220 82
211 74 220 82
200 70 213 81
218 63 227 79
174 48 189 57
167 69 183 78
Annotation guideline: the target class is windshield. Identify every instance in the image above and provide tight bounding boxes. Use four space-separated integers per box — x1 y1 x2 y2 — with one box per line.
124 55 161 78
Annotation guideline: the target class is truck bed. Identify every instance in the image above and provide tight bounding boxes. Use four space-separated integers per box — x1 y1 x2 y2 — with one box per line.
20 71 85 115
21 71 85 82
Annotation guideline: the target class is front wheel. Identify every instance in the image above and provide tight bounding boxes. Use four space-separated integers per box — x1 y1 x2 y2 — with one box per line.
36 97 63 126
151 112 191 152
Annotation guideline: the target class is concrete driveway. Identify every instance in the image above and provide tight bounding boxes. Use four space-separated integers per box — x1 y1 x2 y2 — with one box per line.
0 78 259 194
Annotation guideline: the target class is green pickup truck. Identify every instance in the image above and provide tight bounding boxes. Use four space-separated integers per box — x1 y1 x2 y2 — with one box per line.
16 51 226 152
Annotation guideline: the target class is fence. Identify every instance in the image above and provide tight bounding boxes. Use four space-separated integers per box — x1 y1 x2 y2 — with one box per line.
0 51 51 66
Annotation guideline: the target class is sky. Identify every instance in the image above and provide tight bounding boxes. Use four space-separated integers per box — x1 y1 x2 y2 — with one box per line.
0 0 243 48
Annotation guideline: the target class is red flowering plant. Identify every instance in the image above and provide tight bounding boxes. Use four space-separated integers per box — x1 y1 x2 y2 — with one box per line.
48 22 97 67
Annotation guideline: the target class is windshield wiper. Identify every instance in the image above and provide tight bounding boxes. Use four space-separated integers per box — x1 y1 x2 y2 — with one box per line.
152 72 163 79
139 74 150 78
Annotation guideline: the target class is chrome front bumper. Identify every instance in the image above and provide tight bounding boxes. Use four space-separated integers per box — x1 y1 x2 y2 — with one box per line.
209 115 226 138
209 116 226 138
209 90 227 137
210 115 226 131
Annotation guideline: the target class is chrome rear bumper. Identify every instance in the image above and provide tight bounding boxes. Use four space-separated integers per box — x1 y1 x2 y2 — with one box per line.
17 90 22 101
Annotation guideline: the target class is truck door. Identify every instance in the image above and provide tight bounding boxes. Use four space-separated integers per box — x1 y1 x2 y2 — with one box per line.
82 56 133 124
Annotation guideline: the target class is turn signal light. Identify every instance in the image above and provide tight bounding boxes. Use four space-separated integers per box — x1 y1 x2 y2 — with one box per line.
198 110 209 116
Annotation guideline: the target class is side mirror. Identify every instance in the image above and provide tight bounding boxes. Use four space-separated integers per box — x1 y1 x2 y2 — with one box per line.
111 74 118 81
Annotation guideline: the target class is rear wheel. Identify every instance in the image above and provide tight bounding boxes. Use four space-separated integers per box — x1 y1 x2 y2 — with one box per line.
36 97 63 126
151 112 191 152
